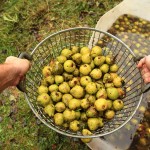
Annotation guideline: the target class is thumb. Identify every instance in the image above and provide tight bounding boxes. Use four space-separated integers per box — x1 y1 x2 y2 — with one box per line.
20 59 31 74
145 55 150 70
137 57 146 68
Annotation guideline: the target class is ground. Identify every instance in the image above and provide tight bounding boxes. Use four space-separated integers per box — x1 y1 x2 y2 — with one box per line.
0 0 122 149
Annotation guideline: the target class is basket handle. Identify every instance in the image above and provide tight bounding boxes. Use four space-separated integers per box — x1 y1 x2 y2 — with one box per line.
17 52 32 92
134 56 150 94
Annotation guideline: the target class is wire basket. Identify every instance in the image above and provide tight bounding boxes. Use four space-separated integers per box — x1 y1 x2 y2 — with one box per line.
22 27 144 138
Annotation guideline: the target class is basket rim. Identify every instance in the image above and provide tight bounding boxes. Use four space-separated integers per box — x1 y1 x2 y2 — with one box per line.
31 27 136 57
25 27 143 138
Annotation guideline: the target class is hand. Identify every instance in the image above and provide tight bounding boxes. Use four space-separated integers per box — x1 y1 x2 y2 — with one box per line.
0 56 31 92
5 56 31 86
137 55 150 83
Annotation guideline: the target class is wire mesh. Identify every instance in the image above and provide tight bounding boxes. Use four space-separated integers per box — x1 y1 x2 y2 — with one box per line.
24 27 143 138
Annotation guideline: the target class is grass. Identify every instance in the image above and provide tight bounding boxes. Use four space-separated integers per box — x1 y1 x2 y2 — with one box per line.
0 0 122 149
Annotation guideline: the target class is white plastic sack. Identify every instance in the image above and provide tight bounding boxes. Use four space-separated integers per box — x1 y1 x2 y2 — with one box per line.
95 0 150 32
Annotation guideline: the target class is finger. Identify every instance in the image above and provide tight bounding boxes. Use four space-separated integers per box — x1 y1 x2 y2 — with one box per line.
141 66 150 75
24 59 31 70
144 77 150 83
137 57 146 68
21 59 31 74
145 55 150 70
142 73 150 83
5 56 16 63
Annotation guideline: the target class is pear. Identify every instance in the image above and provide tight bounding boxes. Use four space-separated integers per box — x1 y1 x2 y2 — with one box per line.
110 73 118 80
96 88 107 99
81 53 91 64
56 55 67 64
71 46 79 54
100 64 109 73
90 60 95 69
72 53 82 65
90 68 102 80
91 46 102 57
51 91 62 102
70 85 84 98
106 87 119 100
63 72 73 81
113 99 124 111
87 118 99 131
73 68 80 77
55 102 66 112
113 76 123 87
80 76 92 87
95 80 104 90
106 100 113 109
103 73 112 83
97 40 103 46
98 117 104 127
49 84 59 92
105 110 115 119
85 82 97 95
110 64 119 72
59 82 70 93
80 112 88 121
69 120 80 132
117 88 126 98
50 61 63 75
81 98 90 109
62 94 73 107
54 113 64 126
42 66 51 77
79 64 91 75
86 106 98 118
45 75 55 85
81 129 92 143
94 56 105 66
44 104 55 117
38 85 48 94
63 109 76 122
86 94 96 104
37 93 50 106
139 137 148 146
68 99 81 110
61 48 72 58
54 75 64 84
68 77 80 88
94 98 108 111
62 123 69 129
105 83 114 88
75 111 81 120
64 60 76 73
105 55 114 65
80 46 90 54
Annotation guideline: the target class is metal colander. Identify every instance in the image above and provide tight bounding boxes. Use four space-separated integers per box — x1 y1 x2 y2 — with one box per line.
20 27 145 138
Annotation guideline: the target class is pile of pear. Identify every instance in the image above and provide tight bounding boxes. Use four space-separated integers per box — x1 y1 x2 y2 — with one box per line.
37 45 125 143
